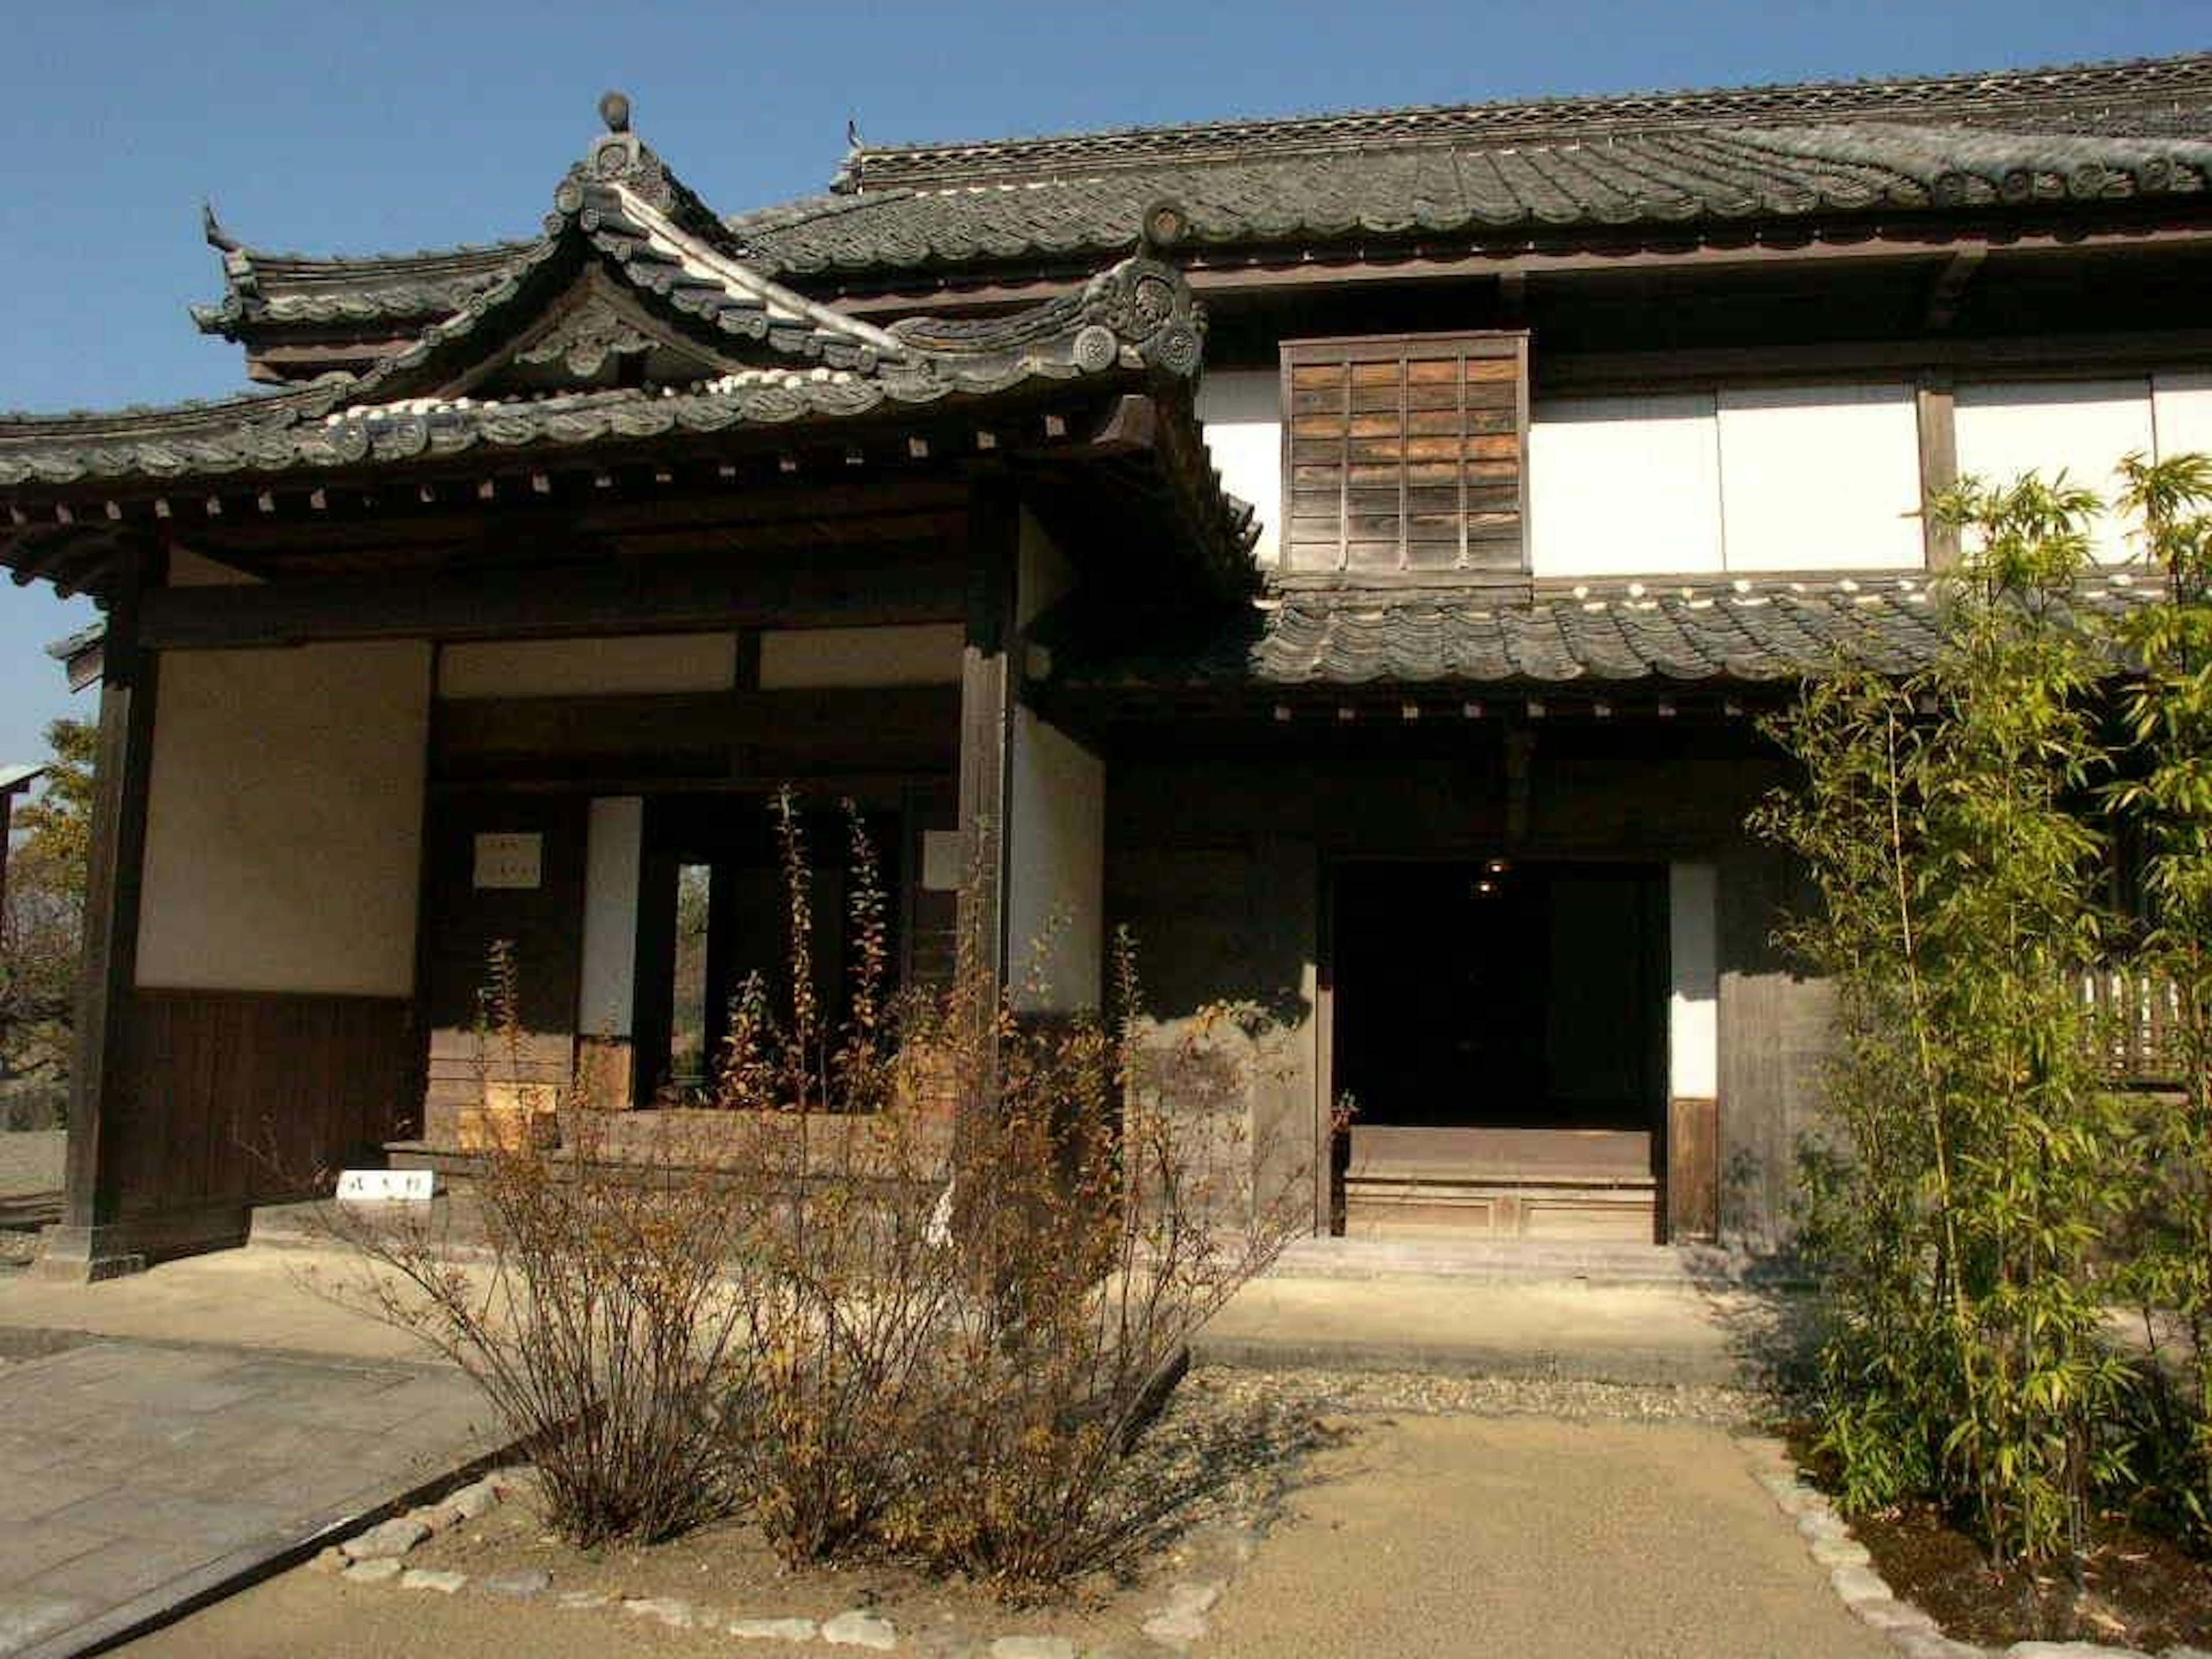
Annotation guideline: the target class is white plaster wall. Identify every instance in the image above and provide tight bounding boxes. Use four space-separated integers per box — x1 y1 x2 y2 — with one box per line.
1955 378 2157 562
1669 861 1719 1100
578 797 643 1039
1196 369 1282 567
1716 384 1923 570
137 641 431 995
439 633 736 699
1007 706 1105 1012
2153 372 2212 466
756 624 963 689
1529 393 1724 576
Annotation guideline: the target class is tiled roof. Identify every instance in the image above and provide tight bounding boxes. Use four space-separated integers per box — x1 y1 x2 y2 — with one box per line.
0 764 44 796
0 116 1216 491
1055 574 2164 691
743 122 2212 279
840 52 2212 188
191 52 2212 329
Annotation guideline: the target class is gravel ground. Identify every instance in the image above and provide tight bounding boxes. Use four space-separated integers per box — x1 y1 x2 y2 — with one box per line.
1192 1364 1769 1427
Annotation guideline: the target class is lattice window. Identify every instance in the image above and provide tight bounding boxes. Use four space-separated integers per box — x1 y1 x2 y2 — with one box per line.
1280 332 1529 575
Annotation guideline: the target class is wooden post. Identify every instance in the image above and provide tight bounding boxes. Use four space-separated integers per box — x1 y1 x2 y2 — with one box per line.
1917 370 1960 570
0 787 13 922
956 479 1020 1002
39 540 165 1280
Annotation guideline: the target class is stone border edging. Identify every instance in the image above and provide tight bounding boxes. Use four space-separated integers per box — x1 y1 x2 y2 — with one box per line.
1733 1434 2212 1659
317 1461 1261 1657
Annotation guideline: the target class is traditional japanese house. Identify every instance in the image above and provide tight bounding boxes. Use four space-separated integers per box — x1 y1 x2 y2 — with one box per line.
6 55 2212 1277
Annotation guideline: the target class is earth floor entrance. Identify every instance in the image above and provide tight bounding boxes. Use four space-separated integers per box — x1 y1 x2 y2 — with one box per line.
1331 859 1668 1240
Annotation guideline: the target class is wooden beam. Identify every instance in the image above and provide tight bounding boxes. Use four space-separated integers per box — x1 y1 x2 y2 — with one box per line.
1921 246 1986 332
136 552 969 652
1539 326 2212 393
433 688 960 777
41 541 166 1280
823 219 2212 316
1917 371 1961 570
957 478 1020 999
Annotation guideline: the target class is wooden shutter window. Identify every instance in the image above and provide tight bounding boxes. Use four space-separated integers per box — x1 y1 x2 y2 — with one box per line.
1281 332 1529 577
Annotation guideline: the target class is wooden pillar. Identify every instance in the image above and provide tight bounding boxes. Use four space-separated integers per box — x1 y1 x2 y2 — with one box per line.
0 787 14 923
40 541 166 1279
1917 370 1961 570
956 480 1020 1002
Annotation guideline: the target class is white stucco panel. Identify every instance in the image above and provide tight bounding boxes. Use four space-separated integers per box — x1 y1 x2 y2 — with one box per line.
137 641 432 996
578 797 643 1039
1197 370 1282 567
1955 378 2156 562
2153 372 2212 468
1715 384 1923 571
756 624 964 689
439 633 737 699
1668 861 1718 1101
1529 393 1724 577
1007 707 1105 1013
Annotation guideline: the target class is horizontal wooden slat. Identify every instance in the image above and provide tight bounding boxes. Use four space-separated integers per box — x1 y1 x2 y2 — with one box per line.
1280 329 1527 576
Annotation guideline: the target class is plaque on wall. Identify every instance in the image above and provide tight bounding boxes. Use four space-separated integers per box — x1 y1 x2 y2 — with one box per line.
921 830 965 892
474 832 544 891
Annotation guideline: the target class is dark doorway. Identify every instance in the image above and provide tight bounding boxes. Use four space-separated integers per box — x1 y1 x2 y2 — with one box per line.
634 797 903 1105
1331 859 1668 1238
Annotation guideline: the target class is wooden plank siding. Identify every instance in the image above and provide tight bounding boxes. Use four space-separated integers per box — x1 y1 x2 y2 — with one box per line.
111 990 415 1234
1279 332 1529 577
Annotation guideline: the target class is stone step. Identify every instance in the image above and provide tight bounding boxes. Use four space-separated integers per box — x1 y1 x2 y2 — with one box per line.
1267 1235 1799 1288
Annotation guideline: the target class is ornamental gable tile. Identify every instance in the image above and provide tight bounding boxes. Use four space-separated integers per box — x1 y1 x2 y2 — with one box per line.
0 96 1218 494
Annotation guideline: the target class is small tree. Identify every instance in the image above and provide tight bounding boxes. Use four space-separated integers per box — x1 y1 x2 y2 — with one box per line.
2104 451 2212 1541
1758 474 2133 1566
1 718 94 1114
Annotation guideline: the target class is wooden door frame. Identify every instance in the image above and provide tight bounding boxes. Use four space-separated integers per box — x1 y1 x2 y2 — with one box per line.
1315 850 1675 1238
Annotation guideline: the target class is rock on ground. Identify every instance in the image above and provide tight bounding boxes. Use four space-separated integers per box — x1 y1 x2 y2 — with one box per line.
821 1609 899 1650
339 1517 429 1563
479 1570 551 1599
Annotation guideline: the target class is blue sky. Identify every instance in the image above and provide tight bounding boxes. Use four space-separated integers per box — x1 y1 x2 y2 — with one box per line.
1 1 2204 781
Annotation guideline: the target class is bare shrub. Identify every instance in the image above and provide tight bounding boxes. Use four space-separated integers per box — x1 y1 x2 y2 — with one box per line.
320 943 762 1547
323 789 1309 1590
718 793 1311 1593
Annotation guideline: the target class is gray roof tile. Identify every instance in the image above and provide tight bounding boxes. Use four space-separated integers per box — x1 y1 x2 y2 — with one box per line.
191 52 2212 338
1056 576 2164 691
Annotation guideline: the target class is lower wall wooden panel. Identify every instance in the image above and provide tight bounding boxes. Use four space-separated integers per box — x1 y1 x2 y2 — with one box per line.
115 989 416 1222
1666 1095 1720 1242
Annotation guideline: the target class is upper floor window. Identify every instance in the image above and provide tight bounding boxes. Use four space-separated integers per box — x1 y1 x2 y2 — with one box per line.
1280 332 1528 578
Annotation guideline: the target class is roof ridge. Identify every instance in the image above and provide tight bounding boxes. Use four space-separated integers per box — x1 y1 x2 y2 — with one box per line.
836 50 2212 190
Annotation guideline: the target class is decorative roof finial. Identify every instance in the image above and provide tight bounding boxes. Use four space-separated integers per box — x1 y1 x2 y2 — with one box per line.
599 90 632 134
201 199 240 253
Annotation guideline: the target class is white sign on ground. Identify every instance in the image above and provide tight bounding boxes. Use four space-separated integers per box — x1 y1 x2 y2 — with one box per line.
336 1169 435 1204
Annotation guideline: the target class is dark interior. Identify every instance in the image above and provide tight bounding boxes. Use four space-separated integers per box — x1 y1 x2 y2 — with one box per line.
633 797 904 1103
1332 860 1665 1134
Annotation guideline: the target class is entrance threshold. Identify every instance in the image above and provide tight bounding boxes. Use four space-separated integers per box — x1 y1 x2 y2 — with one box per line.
1269 1234 1800 1290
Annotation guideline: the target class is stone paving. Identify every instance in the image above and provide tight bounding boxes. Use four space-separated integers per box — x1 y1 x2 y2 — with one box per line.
0 1334 498 1659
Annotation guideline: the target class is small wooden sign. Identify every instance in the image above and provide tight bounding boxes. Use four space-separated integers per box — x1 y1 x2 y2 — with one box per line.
473 832 543 890
336 1168 435 1205
921 830 964 892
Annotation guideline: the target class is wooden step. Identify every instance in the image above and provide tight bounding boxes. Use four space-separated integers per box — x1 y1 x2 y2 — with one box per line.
1343 1176 1658 1243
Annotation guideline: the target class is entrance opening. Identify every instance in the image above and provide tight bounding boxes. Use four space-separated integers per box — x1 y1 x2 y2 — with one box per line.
636 799 901 1107
1332 860 1667 1241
